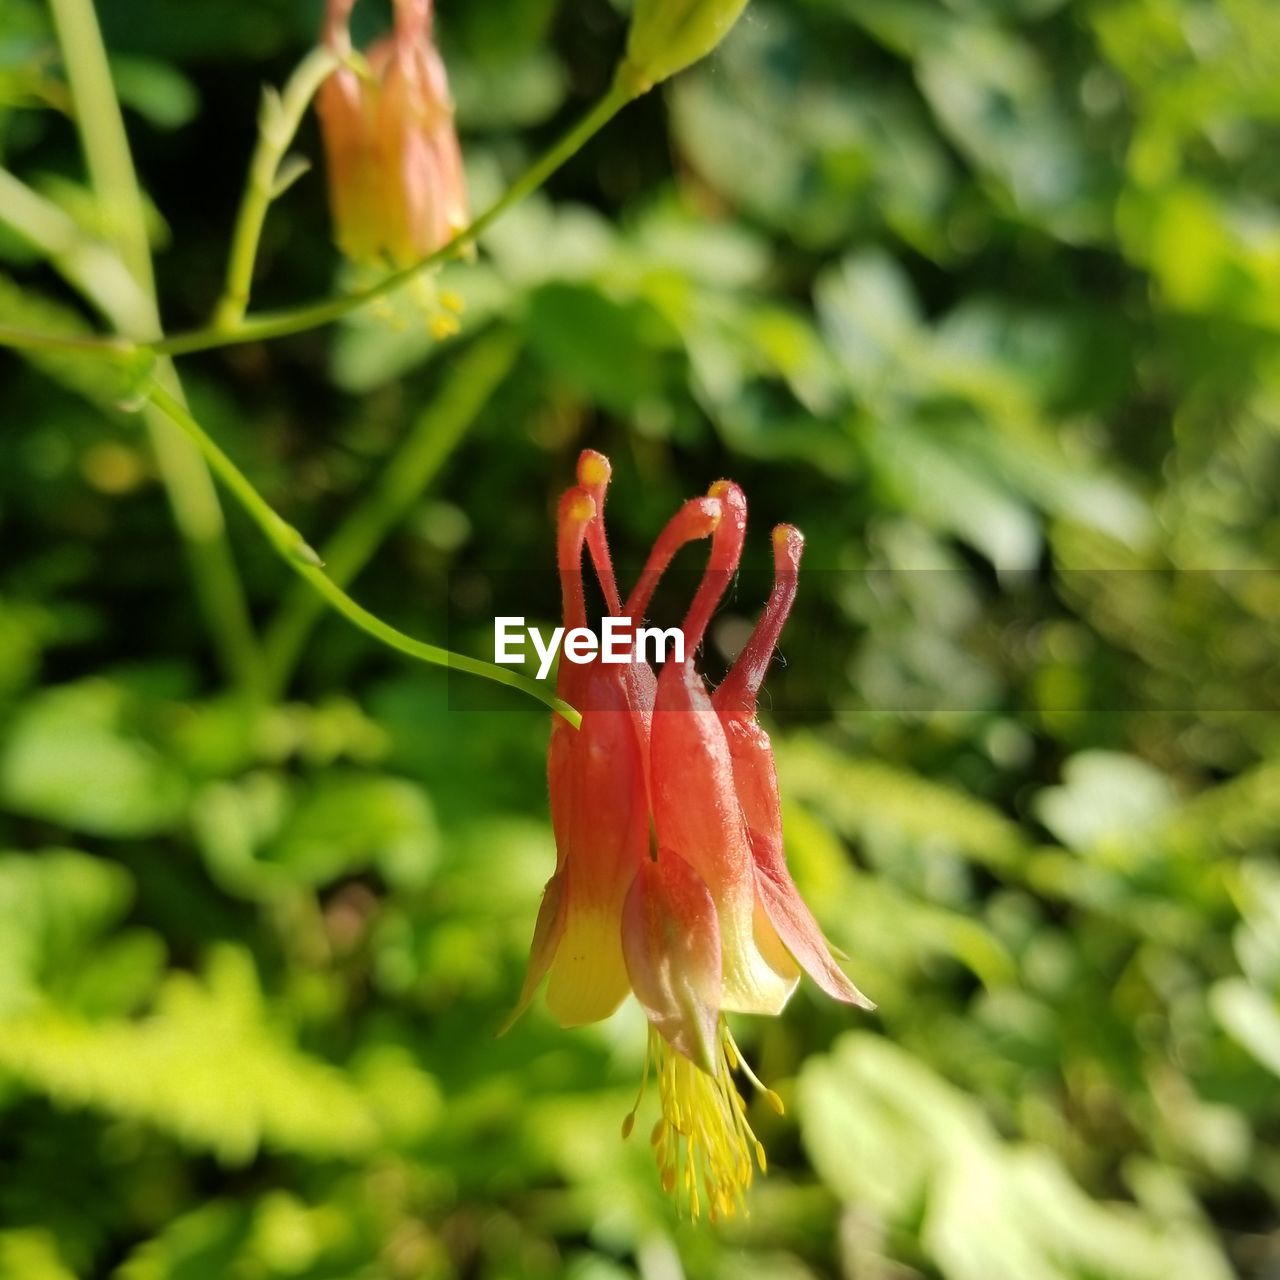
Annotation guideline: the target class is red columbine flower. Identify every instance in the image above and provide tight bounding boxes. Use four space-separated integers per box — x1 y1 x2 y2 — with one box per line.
316 0 468 267
509 453 872 1220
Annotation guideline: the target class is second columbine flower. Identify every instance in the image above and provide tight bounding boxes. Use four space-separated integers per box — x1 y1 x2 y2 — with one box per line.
316 0 468 268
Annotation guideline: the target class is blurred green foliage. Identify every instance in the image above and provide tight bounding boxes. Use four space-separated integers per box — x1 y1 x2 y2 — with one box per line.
1 0 1278 1277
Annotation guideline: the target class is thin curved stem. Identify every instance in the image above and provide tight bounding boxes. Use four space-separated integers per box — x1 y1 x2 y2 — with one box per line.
262 327 521 698
214 46 339 328
143 381 580 727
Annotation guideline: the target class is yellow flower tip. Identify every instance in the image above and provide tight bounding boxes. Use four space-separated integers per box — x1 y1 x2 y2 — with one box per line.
566 493 597 525
633 1021 773 1222
765 1088 785 1116
577 452 611 489
707 479 733 501
621 1111 636 1139
439 289 465 314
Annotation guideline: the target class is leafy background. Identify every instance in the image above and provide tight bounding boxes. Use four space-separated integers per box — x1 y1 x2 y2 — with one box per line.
1 0 1278 1276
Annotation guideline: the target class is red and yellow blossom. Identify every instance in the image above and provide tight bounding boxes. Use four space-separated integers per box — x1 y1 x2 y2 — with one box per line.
316 0 468 268
509 452 872 1220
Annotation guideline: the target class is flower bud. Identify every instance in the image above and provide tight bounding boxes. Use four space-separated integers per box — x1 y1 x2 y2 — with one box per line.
623 0 750 93
316 0 468 267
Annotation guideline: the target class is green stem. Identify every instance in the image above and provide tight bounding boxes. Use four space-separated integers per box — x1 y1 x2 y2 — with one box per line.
144 381 580 727
262 327 521 698
47 0 264 696
0 321 132 357
213 46 338 329
46 0 154 295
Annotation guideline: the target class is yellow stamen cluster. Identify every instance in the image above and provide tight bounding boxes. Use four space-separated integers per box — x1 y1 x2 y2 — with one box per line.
365 274 465 339
623 1020 783 1222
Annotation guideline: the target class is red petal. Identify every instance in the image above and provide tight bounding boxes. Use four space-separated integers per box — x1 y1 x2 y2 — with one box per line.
713 524 803 718
577 451 623 616
545 662 650 1026
679 482 746 652
754 839 874 1009
622 850 722 1071
652 660 797 1014
722 715 874 1009
556 487 595 636
624 496 723 623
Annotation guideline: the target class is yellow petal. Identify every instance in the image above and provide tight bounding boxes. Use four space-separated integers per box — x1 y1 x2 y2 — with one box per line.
545 906 631 1027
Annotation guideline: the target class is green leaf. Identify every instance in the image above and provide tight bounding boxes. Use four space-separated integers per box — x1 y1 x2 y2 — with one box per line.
0 849 133 1017
110 55 199 130
525 282 677 414
0 1230 77 1280
1035 751 1178 854
1211 979 1280 1079
673 7 955 255
266 774 438 890
0 682 189 837
777 736 1031 875
799 1034 1234 1280
0 947 379 1162
452 50 566 129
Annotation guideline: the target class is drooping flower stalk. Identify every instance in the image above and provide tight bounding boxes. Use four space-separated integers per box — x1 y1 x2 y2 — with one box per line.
509 452 872 1219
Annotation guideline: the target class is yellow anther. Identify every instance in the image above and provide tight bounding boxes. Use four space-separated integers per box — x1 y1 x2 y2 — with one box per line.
566 494 596 524
578 454 610 488
439 289 465 314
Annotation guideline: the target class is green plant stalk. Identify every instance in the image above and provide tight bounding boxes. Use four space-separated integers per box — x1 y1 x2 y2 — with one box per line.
46 0 153 295
143 382 581 727
213 46 339 329
262 327 521 698
0 320 132 356
47 0 264 695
